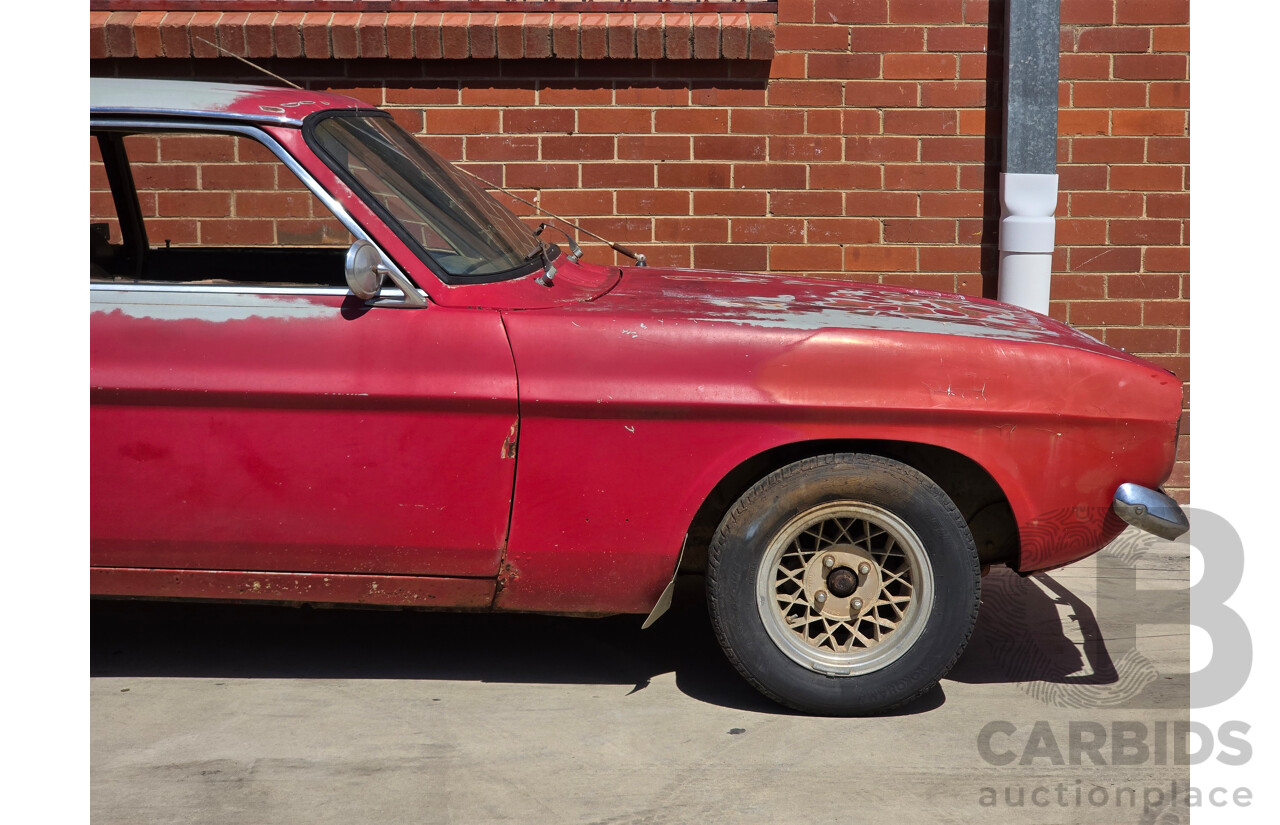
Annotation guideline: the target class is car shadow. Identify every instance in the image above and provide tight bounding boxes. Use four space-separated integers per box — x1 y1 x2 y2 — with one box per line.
92 567 1112 716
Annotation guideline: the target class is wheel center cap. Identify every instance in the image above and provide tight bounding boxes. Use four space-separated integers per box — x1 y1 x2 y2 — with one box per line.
826 567 858 598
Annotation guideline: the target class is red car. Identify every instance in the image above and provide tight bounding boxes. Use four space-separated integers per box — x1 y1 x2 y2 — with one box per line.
90 78 1186 715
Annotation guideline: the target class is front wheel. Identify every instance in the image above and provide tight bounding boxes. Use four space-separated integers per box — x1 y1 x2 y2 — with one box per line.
706 453 981 715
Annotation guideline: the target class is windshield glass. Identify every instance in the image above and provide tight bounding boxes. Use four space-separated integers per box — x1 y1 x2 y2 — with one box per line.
310 114 539 279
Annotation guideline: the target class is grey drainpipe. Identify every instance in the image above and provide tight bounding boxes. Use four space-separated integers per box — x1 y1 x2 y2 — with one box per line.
997 0 1060 314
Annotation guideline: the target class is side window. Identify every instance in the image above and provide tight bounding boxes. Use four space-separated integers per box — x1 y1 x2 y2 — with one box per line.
90 129 354 286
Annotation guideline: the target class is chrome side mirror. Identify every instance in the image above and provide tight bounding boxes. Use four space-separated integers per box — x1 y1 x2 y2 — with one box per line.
344 239 387 300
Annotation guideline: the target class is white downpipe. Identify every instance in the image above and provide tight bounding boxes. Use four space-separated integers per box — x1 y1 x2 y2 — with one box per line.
996 172 1059 314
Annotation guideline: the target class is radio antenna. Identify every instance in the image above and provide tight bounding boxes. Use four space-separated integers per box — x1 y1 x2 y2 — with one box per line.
194 36 302 90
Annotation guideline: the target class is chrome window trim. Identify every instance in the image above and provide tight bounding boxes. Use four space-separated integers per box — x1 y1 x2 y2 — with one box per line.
90 108 304 127
89 117 428 308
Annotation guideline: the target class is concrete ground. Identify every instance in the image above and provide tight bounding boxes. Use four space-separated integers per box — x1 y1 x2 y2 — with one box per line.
91 528 1190 825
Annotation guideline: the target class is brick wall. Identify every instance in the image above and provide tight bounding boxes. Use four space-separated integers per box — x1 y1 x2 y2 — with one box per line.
90 0 1190 501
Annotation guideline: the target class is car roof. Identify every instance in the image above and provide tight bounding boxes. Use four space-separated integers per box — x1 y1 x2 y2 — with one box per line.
89 78 376 126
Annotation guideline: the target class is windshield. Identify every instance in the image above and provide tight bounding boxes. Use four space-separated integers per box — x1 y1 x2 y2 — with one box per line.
309 113 540 279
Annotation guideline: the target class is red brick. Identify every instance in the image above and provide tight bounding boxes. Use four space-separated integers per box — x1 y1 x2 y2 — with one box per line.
1070 191 1144 217
1072 82 1147 108
771 245 844 272
885 164 955 190
617 135 689 161
157 12 192 58
885 109 957 135
424 109 500 135
524 13 554 59
90 11 110 59
187 11 220 57
884 218 955 243
816 0 889 23
1115 55 1187 80
386 85 458 106
1058 219 1108 245
1149 138 1189 163
884 53 956 79
1060 53 1110 80
691 14 719 59
464 13 496 59
807 218 881 243
1149 82 1190 108
508 165 581 189
1111 165 1184 191
1153 26 1190 52
840 109 882 135
617 189 690 215
201 164 275 191
919 245 982 272
768 81 843 108
846 136 918 162
616 83 690 106
890 0 962 23
921 81 986 107
656 217 729 243
580 108 652 134
663 14 692 60
1059 110 1110 136
846 192 918 216
844 245 917 271
769 136 840 162
657 108 728 134
1061 0 1115 24
1109 272 1181 298
775 24 852 52
1146 193 1189 218
156 191 230 218
732 218 804 243
733 164 809 190
1144 300 1189 325
466 136 539 162
1117 0 1189 24
551 13 580 58
920 136 984 162
815 165 884 190
770 190 843 216
847 25 924 52
132 11 164 58
1143 248 1190 273
1069 246 1142 273
504 108 575 134
636 14 665 58
920 191 982 217
413 13 443 60
1113 110 1185 136
747 13 775 59
330 13 360 58
1059 164 1109 190
658 163 732 189
846 81 919 107
1070 299 1143 325
695 190 767 216
497 13 525 58
1105 327 1179 354
384 13 414 59
543 135 615 160
731 109 804 135
925 26 988 52
582 163 655 189
721 14 750 59
1051 272 1108 299
243 12 275 58
809 54 882 79
692 135 764 161
461 84 535 106
693 245 768 272
1077 26 1151 53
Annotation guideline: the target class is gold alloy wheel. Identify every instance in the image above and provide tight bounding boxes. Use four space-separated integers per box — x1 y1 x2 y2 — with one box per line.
755 501 935 676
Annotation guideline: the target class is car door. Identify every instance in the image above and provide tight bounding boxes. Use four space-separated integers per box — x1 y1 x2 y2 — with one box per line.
90 123 518 580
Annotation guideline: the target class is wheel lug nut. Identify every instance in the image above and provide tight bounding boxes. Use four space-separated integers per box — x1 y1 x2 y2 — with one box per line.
814 590 827 604
823 555 835 569
851 598 863 612
858 563 871 576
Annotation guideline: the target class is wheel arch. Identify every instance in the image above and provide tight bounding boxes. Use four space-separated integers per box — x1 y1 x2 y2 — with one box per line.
680 439 1020 575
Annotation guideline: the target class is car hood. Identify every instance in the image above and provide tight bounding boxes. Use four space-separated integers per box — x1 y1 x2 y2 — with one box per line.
589 267 1127 358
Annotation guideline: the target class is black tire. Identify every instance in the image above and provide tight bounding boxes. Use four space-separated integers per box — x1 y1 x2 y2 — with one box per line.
706 453 980 715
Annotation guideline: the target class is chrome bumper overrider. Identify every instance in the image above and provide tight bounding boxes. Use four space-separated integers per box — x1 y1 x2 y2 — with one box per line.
1113 483 1190 540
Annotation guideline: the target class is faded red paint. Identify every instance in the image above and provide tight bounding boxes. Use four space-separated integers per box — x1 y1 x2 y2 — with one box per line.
91 82 1182 614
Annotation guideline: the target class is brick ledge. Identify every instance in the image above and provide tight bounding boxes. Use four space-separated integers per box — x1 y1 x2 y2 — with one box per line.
91 11 777 60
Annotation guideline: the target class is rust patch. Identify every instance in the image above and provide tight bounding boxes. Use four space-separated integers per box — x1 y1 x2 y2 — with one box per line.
501 419 519 459
495 559 521 595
